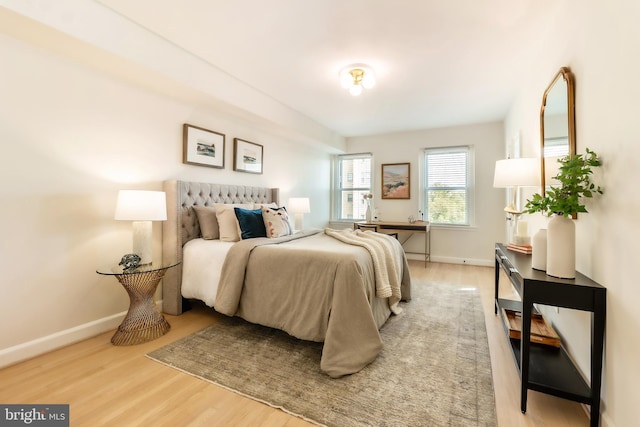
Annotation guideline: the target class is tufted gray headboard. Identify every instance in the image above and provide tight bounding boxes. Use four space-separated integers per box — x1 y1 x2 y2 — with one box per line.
162 180 279 315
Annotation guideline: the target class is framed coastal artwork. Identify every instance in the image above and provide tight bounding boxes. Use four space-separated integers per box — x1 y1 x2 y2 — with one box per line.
183 124 225 169
233 138 263 174
381 162 410 199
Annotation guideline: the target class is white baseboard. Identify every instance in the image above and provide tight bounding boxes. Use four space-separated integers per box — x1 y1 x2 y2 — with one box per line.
0 312 124 368
0 300 163 368
405 253 494 267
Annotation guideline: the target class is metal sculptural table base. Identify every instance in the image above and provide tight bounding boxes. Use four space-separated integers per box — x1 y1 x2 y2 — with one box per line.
97 262 178 346
112 269 171 345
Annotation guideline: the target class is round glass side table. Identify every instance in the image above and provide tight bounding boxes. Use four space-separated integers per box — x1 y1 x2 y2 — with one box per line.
97 261 180 346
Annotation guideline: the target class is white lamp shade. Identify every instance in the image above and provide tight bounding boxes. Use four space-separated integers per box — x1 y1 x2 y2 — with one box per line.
493 158 540 188
288 197 311 214
115 190 167 221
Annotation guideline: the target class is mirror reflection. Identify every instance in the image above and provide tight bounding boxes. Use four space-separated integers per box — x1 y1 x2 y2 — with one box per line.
540 67 576 190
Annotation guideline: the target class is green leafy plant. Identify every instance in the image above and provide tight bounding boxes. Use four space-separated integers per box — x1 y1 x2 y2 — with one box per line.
524 148 603 217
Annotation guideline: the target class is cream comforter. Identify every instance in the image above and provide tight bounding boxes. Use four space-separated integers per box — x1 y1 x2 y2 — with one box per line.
214 229 411 377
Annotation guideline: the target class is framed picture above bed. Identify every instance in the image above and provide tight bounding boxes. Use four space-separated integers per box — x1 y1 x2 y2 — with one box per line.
381 162 410 199
233 138 263 174
183 124 225 169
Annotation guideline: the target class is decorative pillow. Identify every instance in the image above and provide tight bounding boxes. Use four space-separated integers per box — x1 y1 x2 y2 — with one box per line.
215 203 253 242
254 202 278 209
262 206 293 238
193 206 219 240
235 207 267 239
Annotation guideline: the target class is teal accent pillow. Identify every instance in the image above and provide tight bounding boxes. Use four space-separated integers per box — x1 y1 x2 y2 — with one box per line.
234 207 267 239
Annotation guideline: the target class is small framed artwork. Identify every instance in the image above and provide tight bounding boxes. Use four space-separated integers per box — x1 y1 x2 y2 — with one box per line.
183 124 225 169
382 162 410 199
233 138 263 174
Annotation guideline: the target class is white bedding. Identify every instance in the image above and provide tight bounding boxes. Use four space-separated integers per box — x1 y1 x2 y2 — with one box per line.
181 238 234 306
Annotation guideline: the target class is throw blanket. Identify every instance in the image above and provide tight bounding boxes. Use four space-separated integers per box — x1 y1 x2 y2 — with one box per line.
213 230 411 377
214 229 320 314
324 228 403 310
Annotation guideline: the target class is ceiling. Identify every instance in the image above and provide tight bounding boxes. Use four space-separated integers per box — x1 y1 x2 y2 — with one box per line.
97 0 556 137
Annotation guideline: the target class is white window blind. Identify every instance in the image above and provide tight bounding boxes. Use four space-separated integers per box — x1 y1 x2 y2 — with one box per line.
423 146 471 225
543 137 569 157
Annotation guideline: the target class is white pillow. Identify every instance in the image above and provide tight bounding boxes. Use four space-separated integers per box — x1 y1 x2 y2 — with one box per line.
215 203 254 242
254 202 278 209
262 206 293 238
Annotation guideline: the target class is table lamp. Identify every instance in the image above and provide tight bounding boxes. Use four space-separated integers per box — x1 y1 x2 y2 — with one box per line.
115 190 167 265
493 158 540 214
493 158 540 245
288 197 310 231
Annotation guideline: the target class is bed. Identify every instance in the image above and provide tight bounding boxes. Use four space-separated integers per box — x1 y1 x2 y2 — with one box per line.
162 180 412 377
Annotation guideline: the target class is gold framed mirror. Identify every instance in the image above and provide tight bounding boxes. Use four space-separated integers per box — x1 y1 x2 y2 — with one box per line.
540 67 576 191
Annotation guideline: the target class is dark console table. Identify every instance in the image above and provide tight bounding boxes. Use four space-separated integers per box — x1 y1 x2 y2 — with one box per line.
494 243 606 427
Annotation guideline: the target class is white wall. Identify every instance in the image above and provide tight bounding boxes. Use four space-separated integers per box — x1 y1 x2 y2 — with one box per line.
0 17 332 365
2 1 638 425
347 122 506 265
504 1 640 426
0 0 345 153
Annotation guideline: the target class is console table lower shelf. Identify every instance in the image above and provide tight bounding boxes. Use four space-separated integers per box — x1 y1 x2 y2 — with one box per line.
497 299 592 403
494 243 606 427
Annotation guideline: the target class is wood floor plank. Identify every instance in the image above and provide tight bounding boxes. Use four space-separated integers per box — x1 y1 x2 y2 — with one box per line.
0 261 589 426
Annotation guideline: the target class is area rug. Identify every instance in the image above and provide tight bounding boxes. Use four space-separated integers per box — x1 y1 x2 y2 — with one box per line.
147 281 497 426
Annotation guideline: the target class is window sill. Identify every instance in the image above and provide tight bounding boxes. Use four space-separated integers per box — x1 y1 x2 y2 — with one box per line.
430 224 478 231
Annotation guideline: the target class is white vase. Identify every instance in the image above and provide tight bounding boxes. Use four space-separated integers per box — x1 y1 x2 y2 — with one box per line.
546 215 575 279
531 228 547 271
365 203 372 222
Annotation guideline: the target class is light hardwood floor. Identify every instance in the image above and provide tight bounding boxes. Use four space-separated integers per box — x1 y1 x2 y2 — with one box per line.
0 261 590 426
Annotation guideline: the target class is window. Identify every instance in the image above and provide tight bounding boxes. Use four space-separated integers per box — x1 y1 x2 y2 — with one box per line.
423 146 472 225
543 137 569 157
333 153 372 220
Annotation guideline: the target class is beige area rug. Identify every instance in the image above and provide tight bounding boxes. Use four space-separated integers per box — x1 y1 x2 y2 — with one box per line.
147 281 497 427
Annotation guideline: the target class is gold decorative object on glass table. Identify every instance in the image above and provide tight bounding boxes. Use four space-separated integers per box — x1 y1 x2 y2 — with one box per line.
97 261 179 346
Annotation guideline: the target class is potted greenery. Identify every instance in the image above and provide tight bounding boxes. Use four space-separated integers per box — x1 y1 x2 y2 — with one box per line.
524 148 603 278
525 148 603 217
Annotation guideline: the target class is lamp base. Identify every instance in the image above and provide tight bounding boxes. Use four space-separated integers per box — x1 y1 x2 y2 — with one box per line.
512 235 531 246
132 221 153 265
503 204 522 215
294 213 304 232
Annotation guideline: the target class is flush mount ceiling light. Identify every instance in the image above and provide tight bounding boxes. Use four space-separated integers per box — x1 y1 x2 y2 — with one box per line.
339 63 376 96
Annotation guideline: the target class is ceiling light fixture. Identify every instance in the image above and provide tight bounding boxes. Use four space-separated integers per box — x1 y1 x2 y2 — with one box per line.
339 63 375 96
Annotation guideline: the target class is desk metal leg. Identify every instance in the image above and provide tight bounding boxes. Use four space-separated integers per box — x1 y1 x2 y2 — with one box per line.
424 227 430 268
424 230 427 268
